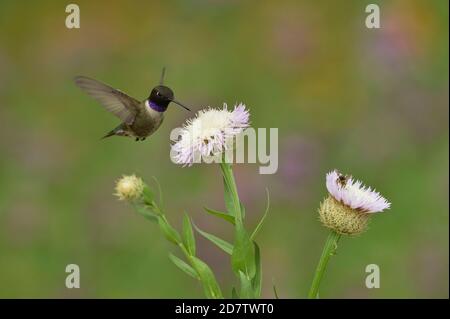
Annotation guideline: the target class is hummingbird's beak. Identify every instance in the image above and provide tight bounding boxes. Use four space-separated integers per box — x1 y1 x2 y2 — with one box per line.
171 99 191 111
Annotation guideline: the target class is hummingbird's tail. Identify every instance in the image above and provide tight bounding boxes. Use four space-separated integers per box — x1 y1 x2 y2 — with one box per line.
101 124 126 139
101 130 116 139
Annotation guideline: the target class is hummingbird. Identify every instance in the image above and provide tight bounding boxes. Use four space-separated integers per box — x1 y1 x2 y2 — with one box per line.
74 68 190 141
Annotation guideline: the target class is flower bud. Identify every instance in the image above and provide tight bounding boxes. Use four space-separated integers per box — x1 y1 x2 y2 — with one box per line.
114 175 144 201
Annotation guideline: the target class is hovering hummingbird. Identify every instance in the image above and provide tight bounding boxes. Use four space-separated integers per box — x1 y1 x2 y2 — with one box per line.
74 68 191 141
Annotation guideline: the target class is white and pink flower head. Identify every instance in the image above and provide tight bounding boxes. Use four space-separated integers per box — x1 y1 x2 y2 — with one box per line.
326 170 391 213
172 103 250 166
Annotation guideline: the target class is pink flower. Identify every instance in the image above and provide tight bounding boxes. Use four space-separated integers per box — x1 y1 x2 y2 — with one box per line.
326 170 390 213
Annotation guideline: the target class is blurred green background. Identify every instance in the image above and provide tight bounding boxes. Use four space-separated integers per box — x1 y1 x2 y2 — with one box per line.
0 0 448 298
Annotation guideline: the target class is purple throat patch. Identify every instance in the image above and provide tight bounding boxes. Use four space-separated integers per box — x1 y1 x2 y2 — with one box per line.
148 100 167 112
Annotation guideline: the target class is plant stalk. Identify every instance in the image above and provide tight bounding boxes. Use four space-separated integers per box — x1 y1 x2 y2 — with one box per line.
308 230 341 299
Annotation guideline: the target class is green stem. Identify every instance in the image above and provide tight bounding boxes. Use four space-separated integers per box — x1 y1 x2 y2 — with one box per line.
308 230 341 299
220 162 242 223
220 160 258 299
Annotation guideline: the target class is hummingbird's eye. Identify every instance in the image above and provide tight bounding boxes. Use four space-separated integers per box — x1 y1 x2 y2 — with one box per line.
156 91 161 96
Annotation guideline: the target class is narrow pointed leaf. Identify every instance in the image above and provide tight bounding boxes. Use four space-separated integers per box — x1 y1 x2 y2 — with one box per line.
238 271 254 299
182 214 196 256
132 203 158 222
251 242 262 297
220 161 243 223
190 256 223 299
158 216 181 245
142 185 155 206
250 189 270 240
203 207 235 225
222 175 235 216
231 287 239 299
151 176 164 207
193 223 233 255
240 201 246 219
231 222 255 278
272 279 279 299
169 253 199 280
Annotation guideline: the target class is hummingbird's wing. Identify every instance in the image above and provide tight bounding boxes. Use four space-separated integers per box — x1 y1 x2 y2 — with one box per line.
74 76 141 124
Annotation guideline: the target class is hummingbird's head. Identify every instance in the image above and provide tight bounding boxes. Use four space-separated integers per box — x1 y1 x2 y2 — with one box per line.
148 85 191 112
150 85 174 107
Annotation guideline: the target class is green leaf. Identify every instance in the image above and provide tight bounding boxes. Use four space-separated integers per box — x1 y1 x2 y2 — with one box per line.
250 188 270 240
272 279 279 299
132 203 158 222
231 222 255 278
169 253 199 280
203 207 235 225
151 176 164 207
190 256 223 299
142 185 155 206
193 223 233 255
238 271 254 299
220 161 243 223
158 216 181 245
251 242 262 298
222 175 235 216
231 287 239 299
240 201 246 219
182 214 196 256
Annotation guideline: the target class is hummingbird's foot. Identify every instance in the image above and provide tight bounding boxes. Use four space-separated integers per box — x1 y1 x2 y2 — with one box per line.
141 137 146 141
135 137 139 141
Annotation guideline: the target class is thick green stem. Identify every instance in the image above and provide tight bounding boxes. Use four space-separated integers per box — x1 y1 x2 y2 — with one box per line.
308 230 341 299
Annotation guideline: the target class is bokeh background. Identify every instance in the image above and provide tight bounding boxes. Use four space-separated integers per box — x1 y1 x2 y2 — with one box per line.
0 0 448 298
